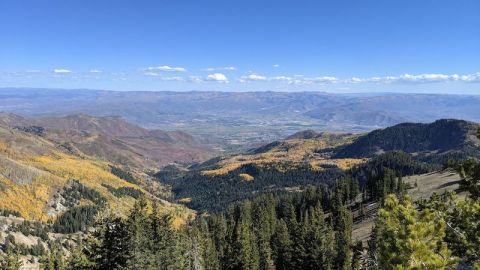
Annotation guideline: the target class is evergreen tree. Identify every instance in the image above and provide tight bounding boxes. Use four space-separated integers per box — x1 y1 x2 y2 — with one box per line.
418 191 480 266
271 219 293 270
0 249 23 270
66 238 94 270
150 201 184 269
333 205 352 270
40 242 66 270
195 218 220 270
207 215 227 269
226 202 260 270
87 215 130 270
252 198 276 270
375 194 457 269
302 204 332 269
125 197 155 270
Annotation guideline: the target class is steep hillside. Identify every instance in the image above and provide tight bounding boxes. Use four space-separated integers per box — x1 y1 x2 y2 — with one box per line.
0 113 216 169
0 122 193 223
334 119 480 161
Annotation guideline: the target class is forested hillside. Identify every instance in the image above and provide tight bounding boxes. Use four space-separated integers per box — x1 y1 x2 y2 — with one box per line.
5 158 476 269
1 120 479 269
334 119 480 161
155 120 478 212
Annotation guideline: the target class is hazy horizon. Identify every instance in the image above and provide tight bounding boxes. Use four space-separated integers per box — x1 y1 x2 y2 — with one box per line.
2 86 480 96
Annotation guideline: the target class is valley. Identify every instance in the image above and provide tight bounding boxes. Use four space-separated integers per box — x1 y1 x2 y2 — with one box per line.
0 113 479 269
2 2 479 269
2 89 480 152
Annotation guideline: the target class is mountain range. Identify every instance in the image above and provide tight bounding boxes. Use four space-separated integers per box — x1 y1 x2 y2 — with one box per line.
2 88 480 150
0 113 215 169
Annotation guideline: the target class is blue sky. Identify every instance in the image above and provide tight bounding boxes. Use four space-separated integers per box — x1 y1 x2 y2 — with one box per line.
0 0 479 93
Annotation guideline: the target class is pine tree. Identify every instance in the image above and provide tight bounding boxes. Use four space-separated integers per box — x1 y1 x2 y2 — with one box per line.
87 215 130 270
0 249 23 270
302 204 331 270
124 197 155 269
271 219 293 270
150 201 184 269
333 205 352 270
66 238 94 270
41 242 66 270
375 194 457 269
196 218 220 270
418 191 480 266
252 199 276 270
230 202 260 270
207 215 227 269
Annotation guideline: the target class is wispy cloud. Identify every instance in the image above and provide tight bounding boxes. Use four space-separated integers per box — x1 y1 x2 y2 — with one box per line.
238 74 337 84
347 72 480 84
89 69 102 73
272 64 280 68
159 76 184 81
238 72 480 85
53 69 71 74
238 74 268 82
145 65 187 72
202 66 236 72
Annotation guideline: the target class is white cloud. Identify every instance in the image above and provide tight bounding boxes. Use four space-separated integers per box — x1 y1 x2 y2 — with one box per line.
145 65 187 72
398 73 450 83
89 69 102 73
239 74 268 82
144 72 185 81
239 74 337 85
270 76 293 81
306 76 338 83
203 66 236 71
458 72 480 83
272 64 280 68
346 72 480 84
53 69 71 74
26 70 41 73
188 76 204 83
206 73 229 83
144 72 160 76
159 76 184 81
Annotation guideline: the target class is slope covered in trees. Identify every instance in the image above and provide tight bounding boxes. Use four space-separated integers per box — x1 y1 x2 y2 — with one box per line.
334 119 480 161
19 163 477 270
153 120 480 212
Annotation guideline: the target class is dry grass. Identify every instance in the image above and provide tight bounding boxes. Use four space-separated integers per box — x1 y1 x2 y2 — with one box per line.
352 171 462 243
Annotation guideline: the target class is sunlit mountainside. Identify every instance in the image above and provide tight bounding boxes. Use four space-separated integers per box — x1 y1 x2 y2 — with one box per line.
0 113 199 221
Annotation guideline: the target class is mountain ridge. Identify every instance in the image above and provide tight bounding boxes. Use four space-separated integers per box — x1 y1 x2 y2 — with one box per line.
0 112 216 168
2 88 480 149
